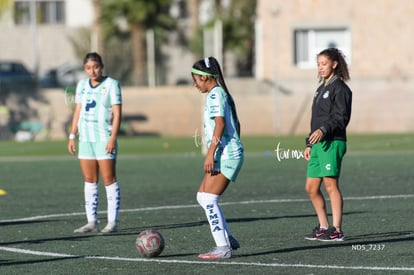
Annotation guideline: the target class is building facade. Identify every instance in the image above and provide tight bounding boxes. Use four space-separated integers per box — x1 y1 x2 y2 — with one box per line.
254 0 414 134
1 0 414 138
0 0 94 76
256 0 414 82
2 0 414 82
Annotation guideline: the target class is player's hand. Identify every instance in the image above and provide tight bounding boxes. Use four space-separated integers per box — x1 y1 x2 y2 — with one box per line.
304 147 311 161
68 140 76 155
203 154 215 175
106 139 116 154
308 129 324 144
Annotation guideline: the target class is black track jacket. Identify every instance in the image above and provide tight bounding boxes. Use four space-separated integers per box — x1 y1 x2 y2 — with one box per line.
307 75 352 144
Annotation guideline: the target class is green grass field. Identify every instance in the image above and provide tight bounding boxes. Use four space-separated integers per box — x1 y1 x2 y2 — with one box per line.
0 134 413 274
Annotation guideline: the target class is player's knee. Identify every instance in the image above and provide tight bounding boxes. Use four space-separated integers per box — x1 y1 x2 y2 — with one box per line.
323 178 339 194
101 175 116 185
197 192 219 207
305 185 311 195
84 177 98 183
196 192 204 205
305 183 317 195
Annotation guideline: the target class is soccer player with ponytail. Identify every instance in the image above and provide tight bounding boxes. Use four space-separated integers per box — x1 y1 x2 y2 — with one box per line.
192 56 244 259
304 48 352 241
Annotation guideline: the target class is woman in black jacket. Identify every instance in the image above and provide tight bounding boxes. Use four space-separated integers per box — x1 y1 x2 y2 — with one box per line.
304 48 352 242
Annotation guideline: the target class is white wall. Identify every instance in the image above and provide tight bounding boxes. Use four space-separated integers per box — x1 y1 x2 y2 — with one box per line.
66 0 94 27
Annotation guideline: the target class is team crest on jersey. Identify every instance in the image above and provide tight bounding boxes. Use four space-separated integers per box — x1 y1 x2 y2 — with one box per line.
323 91 330 99
210 93 216 100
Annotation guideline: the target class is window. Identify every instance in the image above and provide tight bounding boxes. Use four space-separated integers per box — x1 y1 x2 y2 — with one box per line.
294 28 351 68
14 0 65 25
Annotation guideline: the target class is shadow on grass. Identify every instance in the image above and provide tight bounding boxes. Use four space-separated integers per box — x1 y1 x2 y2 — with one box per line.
226 211 363 224
0 256 83 267
103 211 364 240
158 252 199 258
236 231 414 257
104 215 314 237
0 226 99 246
0 220 51 226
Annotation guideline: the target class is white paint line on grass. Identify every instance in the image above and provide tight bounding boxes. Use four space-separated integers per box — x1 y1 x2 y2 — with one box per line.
1 194 413 272
1 194 413 223
0 246 413 272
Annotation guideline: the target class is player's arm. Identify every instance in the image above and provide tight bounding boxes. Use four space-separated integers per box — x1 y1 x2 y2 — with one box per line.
304 136 312 160
106 104 122 153
68 103 81 155
204 116 225 174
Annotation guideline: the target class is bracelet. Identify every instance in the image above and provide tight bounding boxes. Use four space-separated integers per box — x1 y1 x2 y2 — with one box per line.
69 133 76 140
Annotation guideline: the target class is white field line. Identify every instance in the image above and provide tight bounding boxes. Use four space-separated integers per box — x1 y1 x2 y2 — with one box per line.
0 246 413 272
1 194 413 223
1 194 414 271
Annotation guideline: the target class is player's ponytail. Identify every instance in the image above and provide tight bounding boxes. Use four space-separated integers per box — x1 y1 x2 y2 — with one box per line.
191 57 241 136
207 57 241 136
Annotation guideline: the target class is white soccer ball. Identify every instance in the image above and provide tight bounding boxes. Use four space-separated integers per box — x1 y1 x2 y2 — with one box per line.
135 229 165 258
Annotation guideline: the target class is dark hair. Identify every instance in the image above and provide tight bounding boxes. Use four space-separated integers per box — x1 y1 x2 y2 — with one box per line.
83 52 104 68
192 56 241 135
318 48 350 82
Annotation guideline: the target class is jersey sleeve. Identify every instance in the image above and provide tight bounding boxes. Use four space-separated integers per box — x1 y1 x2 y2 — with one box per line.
207 87 225 118
75 79 86 104
110 80 122 105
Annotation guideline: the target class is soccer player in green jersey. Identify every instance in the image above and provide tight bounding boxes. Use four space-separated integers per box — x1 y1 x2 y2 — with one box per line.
68 52 122 234
192 57 244 259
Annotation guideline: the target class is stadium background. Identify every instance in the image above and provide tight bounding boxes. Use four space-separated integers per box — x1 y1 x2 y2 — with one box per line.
17 77 414 140
1 0 414 139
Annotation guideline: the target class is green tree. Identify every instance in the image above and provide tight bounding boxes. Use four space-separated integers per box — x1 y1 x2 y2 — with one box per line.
0 0 10 16
222 0 256 76
100 0 175 86
190 0 256 76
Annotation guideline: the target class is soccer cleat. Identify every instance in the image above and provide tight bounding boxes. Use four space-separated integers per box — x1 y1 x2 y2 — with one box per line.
100 222 118 233
228 235 240 250
198 246 233 259
74 222 98 233
304 225 328 240
318 227 345 241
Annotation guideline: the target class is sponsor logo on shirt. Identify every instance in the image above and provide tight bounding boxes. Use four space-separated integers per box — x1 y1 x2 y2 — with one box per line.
85 100 96 111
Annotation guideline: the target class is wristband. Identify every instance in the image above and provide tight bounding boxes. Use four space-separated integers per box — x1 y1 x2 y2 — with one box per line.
69 133 76 140
305 137 312 148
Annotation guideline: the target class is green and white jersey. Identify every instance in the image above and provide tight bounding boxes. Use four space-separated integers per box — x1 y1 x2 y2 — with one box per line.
204 86 243 160
75 77 122 142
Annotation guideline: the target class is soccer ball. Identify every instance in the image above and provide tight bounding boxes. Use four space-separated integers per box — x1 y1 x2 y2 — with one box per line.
135 229 165 258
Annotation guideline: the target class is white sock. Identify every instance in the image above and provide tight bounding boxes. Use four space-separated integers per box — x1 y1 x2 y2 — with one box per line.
105 182 120 223
84 182 98 223
197 192 232 239
197 192 229 247
217 204 232 238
